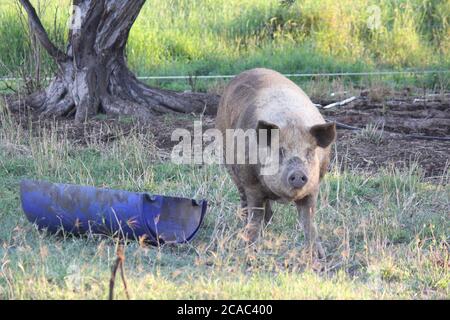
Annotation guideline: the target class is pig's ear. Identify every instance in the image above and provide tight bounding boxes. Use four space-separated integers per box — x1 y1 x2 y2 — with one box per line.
310 122 336 148
256 120 279 146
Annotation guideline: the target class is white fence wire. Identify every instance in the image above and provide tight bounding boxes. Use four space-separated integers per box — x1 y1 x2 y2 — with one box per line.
0 69 449 82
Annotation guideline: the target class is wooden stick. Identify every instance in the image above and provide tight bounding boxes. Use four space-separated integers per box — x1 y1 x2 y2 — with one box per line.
119 257 130 300
323 96 357 109
109 244 130 300
334 121 361 131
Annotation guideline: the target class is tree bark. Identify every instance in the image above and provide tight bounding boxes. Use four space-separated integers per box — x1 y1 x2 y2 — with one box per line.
11 0 219 123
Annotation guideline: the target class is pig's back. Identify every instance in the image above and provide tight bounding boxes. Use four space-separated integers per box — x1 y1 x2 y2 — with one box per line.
216 68 325 132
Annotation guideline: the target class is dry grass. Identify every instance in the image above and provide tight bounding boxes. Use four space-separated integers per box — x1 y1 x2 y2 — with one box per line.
0 105 448 299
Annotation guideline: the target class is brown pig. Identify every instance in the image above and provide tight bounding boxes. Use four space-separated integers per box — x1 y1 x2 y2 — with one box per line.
215 68 336 258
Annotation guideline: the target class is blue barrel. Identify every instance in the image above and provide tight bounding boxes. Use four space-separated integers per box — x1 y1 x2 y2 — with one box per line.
20 180 208 244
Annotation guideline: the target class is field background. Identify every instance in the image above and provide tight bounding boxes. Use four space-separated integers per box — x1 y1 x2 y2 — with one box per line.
0 0 449 91
0 0 449 299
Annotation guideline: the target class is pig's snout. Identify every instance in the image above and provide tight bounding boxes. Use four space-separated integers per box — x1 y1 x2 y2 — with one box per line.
287 170 308 189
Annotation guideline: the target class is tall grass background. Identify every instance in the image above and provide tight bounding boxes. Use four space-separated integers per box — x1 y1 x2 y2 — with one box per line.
0 0 448 83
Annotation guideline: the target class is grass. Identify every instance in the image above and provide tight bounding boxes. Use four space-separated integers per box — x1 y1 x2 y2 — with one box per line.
0 0 449 92
0 103 448 299
358 122 385 146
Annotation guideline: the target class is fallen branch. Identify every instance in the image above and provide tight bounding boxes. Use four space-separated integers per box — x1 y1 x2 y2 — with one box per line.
334 121 361 131
109 244 130 300
323 96 357 109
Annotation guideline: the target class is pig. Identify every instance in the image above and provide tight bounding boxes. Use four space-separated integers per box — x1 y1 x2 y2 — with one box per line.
215 68 336 258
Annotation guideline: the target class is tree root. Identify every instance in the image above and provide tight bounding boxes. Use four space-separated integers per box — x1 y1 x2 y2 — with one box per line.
8 73 220 120
13 0 220 122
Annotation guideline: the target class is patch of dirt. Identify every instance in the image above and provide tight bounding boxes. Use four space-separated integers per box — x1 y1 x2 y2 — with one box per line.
321 92 450 137
320 92 450 179
5 91 449 181
333 131 449 179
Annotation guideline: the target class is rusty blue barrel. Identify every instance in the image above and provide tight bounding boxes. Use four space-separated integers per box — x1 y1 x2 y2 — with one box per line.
20 180 207 244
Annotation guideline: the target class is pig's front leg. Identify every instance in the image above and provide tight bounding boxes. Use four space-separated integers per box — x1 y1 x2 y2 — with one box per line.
296 192 325 259
243 189 266 244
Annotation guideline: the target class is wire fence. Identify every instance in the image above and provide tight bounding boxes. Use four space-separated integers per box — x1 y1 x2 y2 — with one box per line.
136 70 450 80
0 69 449 82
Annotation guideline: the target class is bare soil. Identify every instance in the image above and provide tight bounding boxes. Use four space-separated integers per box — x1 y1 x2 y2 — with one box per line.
5 91 450 181
321 92 450 180
321 91 450 137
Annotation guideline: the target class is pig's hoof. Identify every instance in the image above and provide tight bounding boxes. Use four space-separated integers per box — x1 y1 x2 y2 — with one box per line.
243 233 259 245
303 242 326 260
243 228 260 245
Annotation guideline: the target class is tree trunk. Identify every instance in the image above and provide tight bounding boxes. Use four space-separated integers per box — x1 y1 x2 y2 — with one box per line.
11 0 219 123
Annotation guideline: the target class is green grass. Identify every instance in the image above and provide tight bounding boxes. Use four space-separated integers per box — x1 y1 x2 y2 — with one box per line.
0 104 448 299
0 0 449 90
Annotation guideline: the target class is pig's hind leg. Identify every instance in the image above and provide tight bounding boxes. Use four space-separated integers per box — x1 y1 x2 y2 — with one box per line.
226 165 248 208
264 201 273 224
238 185 248 209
